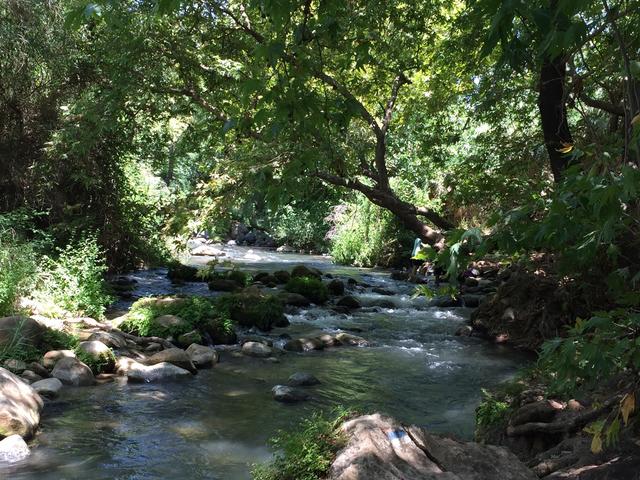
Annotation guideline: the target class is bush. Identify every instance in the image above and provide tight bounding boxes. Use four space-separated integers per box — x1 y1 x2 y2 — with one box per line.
475 388 510 428
329 199 414 268
252 409 352 480
216 292 286 330
285 277 329 304
0 325 78 364
37 236 113 319
120 295 233 338
0 234 37 317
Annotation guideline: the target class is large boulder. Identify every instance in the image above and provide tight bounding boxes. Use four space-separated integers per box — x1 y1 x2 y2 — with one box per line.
328 414 536 480
51 357 95 386
0 434 30 463
242 341 273 358
0 367 43 439
273 270 291 284
208 279 240 292
185 344 218 368
191 245 225 256
283 337 325 352
147 348 197 374
127 361 193 383
279 292 311 307
0 316 46 349
30 378 63 399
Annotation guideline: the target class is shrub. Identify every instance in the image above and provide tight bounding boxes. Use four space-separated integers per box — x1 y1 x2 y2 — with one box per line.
216 292 286 330
0 233 37 317
37 236 113 318
475 388 510 428
0 325 78 364
252 409 352 480
120 295 233 338
285 277 329 304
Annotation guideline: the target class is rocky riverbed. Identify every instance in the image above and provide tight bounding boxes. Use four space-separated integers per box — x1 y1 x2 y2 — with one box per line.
1 245 530 479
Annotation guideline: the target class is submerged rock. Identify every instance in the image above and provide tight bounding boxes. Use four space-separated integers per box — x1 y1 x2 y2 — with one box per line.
328 414 536 480
335 332 369 347
0 367 43 439
288 372 320 387
51 357 95 386
0 434 30 463
272 385 310 403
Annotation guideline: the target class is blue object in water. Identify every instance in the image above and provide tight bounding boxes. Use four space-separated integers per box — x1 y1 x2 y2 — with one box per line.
411 238 422 258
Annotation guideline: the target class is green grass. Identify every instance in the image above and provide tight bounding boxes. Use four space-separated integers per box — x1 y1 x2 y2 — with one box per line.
285 277 329 304
252 408 353 480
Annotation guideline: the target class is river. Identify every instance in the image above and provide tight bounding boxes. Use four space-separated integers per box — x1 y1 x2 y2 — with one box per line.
5 246 528 480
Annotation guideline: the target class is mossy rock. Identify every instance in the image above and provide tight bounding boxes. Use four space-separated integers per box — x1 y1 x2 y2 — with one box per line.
167 262 200 282
285 276 329 304
291 265 321 279
218 292 286 331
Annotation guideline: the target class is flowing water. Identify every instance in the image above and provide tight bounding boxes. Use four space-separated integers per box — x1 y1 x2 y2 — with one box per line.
4 246 529 480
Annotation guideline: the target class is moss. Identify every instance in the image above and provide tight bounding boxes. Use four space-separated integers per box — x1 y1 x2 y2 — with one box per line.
252 408 353 480
285 276 329 304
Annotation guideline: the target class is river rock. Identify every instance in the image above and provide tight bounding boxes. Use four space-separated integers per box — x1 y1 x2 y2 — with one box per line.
336 296 361 309
20 371 42 384
273 270 291 284
272 385 310 403
0 316 46 349
177 330 202 348
464 277 479 287
335 332 369 347
148 348 197 374
288 372 321 387
88 331 127 349
291 265 321 279
42 350 76 369
51 357 95 386
30 378 63 399
372 287 394 295
455 326 473 337
154 314 188 330
318 334 341 347
429 295 463 308
0 434 30 463
328 414 536 480
3 359 27 374
28 362 50 379
242 341 273 357
279 292 311 307
276 244 296 253
0 367 43 439
461 295 482 308
77 341 115 373
328 279 345 296
127 361 193 383
284 337 325 352
191 245 225 256
185 344 218 368
208 278 240 291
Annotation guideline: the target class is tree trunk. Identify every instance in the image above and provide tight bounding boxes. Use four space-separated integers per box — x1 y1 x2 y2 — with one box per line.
538 55 574 182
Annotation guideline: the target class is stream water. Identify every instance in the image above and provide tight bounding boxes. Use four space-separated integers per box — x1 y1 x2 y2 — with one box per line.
4 246 529 480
